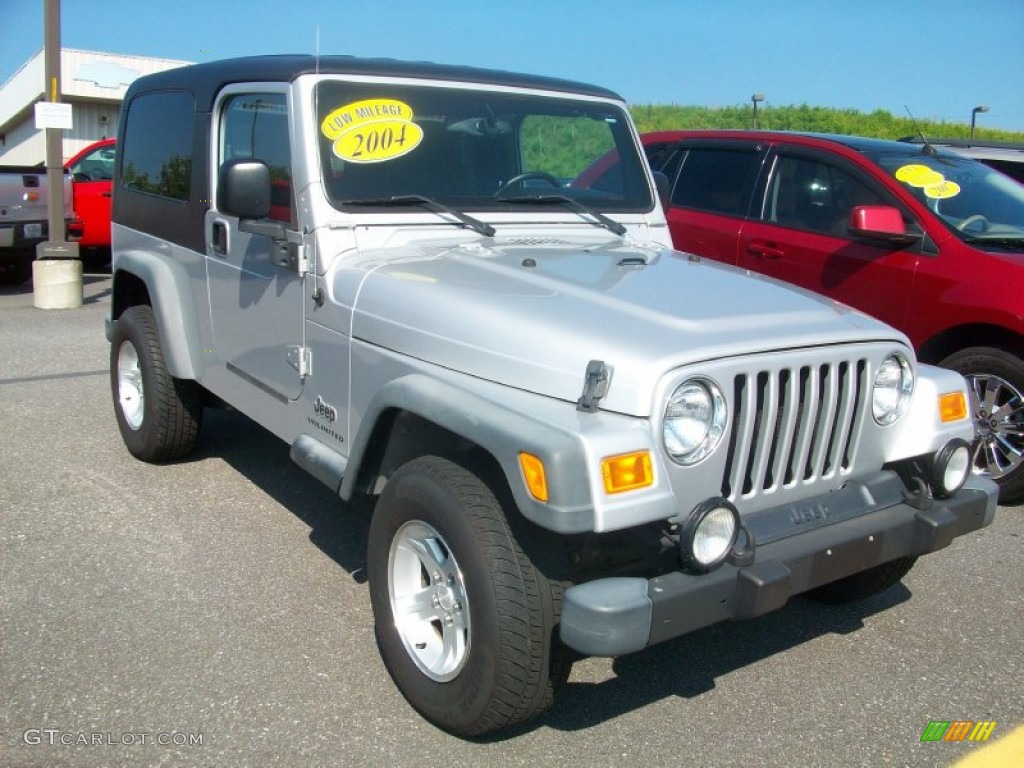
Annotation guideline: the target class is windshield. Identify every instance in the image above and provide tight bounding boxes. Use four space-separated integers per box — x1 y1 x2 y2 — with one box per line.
868 150 1024 243
314 80 652 213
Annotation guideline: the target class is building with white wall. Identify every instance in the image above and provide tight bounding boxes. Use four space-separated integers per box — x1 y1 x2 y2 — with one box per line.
0 49 191 165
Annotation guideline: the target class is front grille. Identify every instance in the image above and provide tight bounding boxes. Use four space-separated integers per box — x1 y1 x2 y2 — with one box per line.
722 358 869 501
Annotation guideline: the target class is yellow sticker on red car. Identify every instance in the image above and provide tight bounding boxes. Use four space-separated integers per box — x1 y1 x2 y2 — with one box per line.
895 164 943 187
895 163 961 198
321 99 424 163
924 180 961 199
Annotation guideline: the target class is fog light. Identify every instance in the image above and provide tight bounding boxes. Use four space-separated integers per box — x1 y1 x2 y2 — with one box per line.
931 438 971 498
680 498 740 572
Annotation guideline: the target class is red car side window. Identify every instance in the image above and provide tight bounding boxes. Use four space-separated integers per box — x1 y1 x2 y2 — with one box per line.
672 148 761 217
766 155 884 237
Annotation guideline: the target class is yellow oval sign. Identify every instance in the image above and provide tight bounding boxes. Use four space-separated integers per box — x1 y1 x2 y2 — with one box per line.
331 119 424 163
924 180 961 199
895 164 944 188
321 98 423 163
321 99 414 139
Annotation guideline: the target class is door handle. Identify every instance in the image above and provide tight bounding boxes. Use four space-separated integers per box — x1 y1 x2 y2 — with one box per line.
747 240 784 260
211 221 228 255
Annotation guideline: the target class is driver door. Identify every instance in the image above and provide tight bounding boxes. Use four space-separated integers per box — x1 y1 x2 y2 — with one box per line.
739 150 919 331
206 88 306 401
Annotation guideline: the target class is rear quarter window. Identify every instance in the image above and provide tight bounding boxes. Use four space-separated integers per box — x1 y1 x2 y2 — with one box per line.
119 90 194 201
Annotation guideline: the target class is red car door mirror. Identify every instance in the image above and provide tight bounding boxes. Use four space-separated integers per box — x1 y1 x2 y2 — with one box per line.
848 205 919 245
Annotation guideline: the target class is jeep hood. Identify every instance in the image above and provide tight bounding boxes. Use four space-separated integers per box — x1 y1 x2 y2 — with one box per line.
342 237 904 416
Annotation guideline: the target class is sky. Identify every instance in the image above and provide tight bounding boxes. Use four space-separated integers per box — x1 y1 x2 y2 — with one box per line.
2 0 1023 132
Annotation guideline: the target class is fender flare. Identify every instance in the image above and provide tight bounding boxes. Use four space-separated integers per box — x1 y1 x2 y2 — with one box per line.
111 250 204 380
342 373 596 533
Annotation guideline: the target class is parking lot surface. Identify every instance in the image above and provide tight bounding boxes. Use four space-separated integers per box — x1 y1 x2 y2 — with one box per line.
2 275 1022 767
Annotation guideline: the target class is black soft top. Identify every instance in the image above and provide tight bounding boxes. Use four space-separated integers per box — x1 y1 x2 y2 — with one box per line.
124 54 623 110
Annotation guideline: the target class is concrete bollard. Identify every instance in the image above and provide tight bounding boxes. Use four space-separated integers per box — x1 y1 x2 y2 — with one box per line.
33 255 83 310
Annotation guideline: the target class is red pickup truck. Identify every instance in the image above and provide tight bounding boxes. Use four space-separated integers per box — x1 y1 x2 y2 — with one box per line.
65 138 115 254
641 130 1024 502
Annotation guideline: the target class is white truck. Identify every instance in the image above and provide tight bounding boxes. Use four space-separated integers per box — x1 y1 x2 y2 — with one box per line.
106 55 998 736
0 165 74 284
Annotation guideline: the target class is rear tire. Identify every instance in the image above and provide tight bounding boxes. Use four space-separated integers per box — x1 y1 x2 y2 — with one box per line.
804 556 917 604
109 305 203 461
367 455 568 736
0 251 33 286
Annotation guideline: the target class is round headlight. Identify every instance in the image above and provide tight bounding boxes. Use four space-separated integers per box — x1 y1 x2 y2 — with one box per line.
664 378 726 465
872 354 914 425
932 438 971 498
680 498 740 572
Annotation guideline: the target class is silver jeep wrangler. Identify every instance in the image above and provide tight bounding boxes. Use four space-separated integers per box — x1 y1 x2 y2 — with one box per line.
106 55 997 736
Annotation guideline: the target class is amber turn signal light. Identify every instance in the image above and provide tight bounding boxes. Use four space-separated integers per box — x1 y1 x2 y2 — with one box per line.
519 452 549 502
601 451 654 494
939 392 967 422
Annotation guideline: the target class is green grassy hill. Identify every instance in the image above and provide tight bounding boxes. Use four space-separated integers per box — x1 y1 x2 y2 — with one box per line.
629 103 1024 142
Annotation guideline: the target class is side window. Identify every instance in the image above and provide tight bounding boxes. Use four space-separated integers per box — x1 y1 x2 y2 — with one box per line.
219 93 293 223
766 155 885 236
70 144 115 181
671 147 761 216
120 91 193 201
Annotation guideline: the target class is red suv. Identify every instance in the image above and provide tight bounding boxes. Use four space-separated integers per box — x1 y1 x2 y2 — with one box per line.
642 130 1024 502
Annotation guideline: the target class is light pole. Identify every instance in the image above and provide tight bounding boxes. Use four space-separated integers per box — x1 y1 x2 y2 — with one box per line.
970 105 989 142
751 93 765 130
34 0 82 310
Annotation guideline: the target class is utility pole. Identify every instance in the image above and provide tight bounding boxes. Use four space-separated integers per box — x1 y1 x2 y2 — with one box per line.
34 0 82 309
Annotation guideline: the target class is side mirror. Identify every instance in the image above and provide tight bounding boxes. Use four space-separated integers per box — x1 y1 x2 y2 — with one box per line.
848 205 919 245
218 159 271 220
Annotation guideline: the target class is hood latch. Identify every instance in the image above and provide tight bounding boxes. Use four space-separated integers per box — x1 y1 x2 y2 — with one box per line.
577 360 611 413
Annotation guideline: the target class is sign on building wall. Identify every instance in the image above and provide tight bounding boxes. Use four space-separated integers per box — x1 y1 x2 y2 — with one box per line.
34 102 73 130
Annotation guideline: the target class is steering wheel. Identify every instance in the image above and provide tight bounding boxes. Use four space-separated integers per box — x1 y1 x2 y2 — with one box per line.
958 214 990 233
495 171 561 196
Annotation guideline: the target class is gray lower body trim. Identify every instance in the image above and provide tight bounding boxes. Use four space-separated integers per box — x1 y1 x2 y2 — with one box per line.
290 434 348 493
560 474 997 657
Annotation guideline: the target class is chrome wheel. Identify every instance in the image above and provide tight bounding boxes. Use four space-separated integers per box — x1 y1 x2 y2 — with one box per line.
964 372 1024 481
388 520 470 682
117 341 144 431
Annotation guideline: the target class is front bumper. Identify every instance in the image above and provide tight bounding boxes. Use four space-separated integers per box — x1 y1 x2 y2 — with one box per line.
560 471 997 656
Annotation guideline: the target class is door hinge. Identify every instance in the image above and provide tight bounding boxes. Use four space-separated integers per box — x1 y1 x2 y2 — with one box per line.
285 229 309 276
287 345 312 378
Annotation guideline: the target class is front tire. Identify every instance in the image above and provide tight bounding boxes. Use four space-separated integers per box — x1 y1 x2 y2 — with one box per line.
109 305 203 462
940 346 1024 504
367 456 567 736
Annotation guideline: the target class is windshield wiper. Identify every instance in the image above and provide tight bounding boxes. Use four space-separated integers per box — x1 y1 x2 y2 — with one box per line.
961 235 1024 251
340 195 495 237
495 194 627 236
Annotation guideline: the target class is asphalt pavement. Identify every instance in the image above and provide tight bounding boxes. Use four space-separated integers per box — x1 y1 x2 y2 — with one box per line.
2 274 1022 768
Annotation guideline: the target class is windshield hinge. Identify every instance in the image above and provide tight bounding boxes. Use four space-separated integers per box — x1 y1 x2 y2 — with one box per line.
577 360 611 413
287 345 312 378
